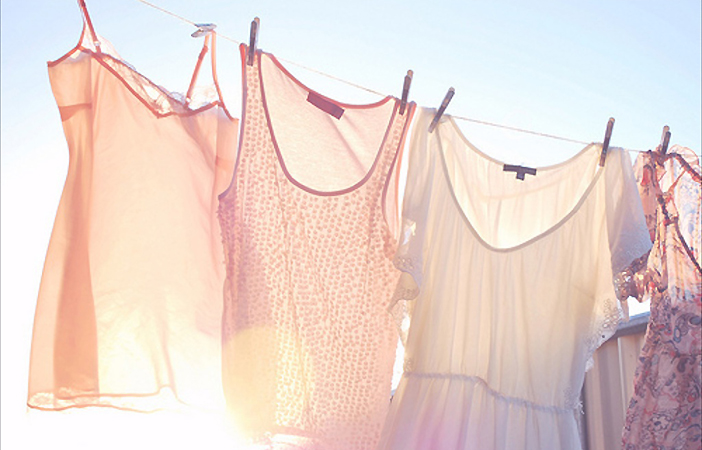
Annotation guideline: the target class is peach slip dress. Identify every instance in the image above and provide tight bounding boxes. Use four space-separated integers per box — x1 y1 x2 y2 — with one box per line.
378 107 653 450
621 146 701 450
27 1 238 412
217 44 414 449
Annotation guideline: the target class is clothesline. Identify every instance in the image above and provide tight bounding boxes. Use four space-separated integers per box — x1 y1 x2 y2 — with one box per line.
134 0 389 98
450 114 590 145
135 0 654 152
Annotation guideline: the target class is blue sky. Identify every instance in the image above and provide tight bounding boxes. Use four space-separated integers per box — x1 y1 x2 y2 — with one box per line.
2 0 700 448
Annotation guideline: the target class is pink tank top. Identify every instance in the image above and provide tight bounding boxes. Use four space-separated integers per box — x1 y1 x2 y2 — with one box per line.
217 44 414 449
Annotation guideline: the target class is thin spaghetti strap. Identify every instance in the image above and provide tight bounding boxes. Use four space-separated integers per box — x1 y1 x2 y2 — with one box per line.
210 32 233 119
77 0 101 53
185 33 211 105
184 32 232 118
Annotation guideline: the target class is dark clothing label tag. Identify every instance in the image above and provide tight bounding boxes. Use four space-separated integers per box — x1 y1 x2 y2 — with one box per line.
307 92 345 119
503 164 537 180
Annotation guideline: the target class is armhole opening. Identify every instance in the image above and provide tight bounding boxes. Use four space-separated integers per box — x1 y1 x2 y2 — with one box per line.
218 44 249 201
49 0 101 66
48 21 88 67
210 32 233 120
381 101 416 241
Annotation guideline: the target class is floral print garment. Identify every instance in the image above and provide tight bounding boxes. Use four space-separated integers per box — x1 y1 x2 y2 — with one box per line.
621 146 702 450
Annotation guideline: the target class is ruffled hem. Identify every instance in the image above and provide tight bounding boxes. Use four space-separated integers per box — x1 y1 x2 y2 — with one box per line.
27 386 191 413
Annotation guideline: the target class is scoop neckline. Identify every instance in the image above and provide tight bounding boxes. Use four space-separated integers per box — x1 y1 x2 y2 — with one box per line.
257 49 398 197
436 115 605 253
47 27 232 120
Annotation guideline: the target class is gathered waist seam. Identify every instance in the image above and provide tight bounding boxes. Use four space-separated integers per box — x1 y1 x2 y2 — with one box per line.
403 371 577 414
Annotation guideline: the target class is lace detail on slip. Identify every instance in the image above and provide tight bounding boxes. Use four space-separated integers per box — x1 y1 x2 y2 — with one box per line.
584 296 623 372
394 255 417 272
391 258 420 302
389 256 421 346
402 369 580 414
96 53 221 116
66 33 224 118
562 387 585 415
391 217 423 301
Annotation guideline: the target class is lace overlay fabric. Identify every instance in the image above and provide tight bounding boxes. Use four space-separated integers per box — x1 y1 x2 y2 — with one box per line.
95 51 221 115
59 28 228 118
378 108 651 450
217 45 413 450
584 296 625 373
622 148 702 450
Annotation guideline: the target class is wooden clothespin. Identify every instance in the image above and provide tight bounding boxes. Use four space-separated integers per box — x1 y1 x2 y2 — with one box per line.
247 17 260 66
428 87 455 133
191 23 216 38
400 70 413 115
598 117 615 167
657 125 671 155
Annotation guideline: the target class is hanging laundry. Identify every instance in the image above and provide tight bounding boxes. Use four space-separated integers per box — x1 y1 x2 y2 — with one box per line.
378 107 652 450
27 1 237 412
217 44 414 449
620 146 702 450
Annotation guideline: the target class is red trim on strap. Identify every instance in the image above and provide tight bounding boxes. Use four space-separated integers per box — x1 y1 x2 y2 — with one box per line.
184 32 232 119
77 0 101 53
210 33 233 120
185 33 210 104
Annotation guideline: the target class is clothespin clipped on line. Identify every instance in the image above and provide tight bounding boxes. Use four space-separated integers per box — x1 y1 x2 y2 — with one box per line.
657 125 671 155
400 70 413 115
428 87 455 133
191 23 216 38
598 117 615 167
247 17 260 66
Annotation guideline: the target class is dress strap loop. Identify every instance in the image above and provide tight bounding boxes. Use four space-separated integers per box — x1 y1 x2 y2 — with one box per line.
77 0 101 52
209 32 231 118
184 32 231 118
185 33 211 105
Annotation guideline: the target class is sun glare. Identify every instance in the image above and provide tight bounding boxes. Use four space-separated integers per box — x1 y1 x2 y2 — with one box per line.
26 408 250 450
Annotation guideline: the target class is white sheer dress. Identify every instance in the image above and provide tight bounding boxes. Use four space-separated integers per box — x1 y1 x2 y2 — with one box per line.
379 107 652 450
